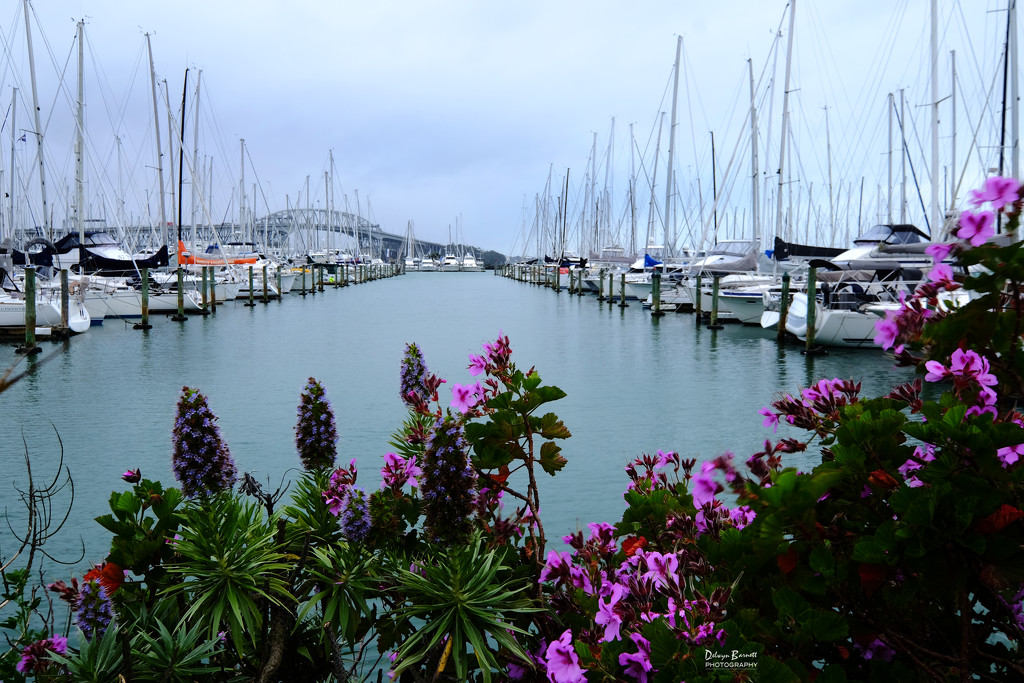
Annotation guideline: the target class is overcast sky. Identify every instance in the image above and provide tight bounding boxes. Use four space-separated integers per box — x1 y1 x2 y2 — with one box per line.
0 0 1013 256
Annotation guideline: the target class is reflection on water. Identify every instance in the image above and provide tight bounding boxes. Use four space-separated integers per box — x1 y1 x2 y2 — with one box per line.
0 272 913 570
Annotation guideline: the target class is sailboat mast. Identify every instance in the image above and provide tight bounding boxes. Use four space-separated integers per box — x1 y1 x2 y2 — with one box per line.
665 35 682 256
748 58 759 248
930 0 940 236
775 0 795 243
8 88 15 237
75 19 85 242
23 0 50 239
191 70 202 247
145 33 168 250
647 112 664 250
177 69 188 244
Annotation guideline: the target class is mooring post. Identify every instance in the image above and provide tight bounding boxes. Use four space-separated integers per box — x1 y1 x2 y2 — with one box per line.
277 266 283 297
261 264 270 303
694 274 703 325
172 266 188 321
651 269 664 317
135 268 152 329
777 271 791 345
609 272 615 303
245 265 256 307
200 266 209 311
707 274 724 329
17 266 40 354
804 267 821 355
59 269 70 336
619 273 629 308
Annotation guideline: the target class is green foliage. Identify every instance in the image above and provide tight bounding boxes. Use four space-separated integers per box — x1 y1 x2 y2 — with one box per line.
162 493 292 654
384 533 539 683
47 625 124 683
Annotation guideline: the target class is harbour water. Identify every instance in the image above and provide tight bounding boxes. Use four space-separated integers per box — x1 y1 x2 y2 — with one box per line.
0 271 914 571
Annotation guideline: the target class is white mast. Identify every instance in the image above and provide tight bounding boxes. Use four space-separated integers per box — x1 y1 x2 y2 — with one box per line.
145 33 168 251
75 19 85 242
1012 1 1019 178
930 0 940 235
749 58 759 247
775 0 796 243
8 88 15 237
665 35 682 255
23 0 50 238
191 70 201 247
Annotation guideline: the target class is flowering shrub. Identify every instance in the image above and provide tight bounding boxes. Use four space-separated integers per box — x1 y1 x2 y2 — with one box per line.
4 179 1023 680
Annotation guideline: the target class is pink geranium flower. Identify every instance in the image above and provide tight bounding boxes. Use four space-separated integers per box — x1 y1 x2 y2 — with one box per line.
956 209 996 247
874 314 899 350
997 444 1024 467
544 629 586 683
450 382 479 414
924 241 954 263
969 175 1021 210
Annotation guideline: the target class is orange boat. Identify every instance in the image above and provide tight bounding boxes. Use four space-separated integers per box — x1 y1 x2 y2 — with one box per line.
178 240 259 266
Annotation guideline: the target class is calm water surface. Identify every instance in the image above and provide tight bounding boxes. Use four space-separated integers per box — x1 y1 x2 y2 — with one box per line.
0 272 913 570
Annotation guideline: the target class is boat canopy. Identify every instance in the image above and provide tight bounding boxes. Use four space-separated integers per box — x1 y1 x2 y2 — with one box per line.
853 224 929 246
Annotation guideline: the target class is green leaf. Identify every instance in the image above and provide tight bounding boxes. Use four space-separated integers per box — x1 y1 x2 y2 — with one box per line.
535 412 572 440
808 544 835 577
538 441 567 475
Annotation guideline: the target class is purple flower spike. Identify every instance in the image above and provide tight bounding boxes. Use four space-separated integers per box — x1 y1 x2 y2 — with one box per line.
295 377 338 471
171 387 237 498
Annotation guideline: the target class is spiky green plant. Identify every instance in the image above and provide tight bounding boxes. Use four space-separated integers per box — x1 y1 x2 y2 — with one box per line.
384 532 539 682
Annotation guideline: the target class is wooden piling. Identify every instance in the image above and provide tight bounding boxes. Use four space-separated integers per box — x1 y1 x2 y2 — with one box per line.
777 271 791 345
172 267 188 321
261 264 270 303
245 266 257 307
694 275 703 325
200 266 209 311
134 268 152 329
16 266 40 354
803 267 824 355
59 269 70 336
651 269 664 317
619 273 629 308
707 274 724 329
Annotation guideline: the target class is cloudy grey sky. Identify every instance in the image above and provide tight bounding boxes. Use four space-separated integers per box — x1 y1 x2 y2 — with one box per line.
0 0 1013 256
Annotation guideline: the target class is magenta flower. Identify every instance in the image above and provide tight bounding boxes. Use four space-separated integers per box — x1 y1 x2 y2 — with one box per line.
758 407 779 431
642 551 679 590
467 353 488 376
16 634 68 674
950 349 997 387
997 444 1024 467
691 462 722 507
618 632 654 683
729 505 756 529
595 583 627 642
925 241 955 263
380 452 423 489
927 262 955 287
924 360 949 383
539 550 573 585
122 468 141 483
450 382 480 414
544 629 586 683
956 209 996 247
873 314 899 350
969 175 1021 210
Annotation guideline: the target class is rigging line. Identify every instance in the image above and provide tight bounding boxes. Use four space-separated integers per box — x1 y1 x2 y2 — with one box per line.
952 47 1004 202
892 97 932 235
